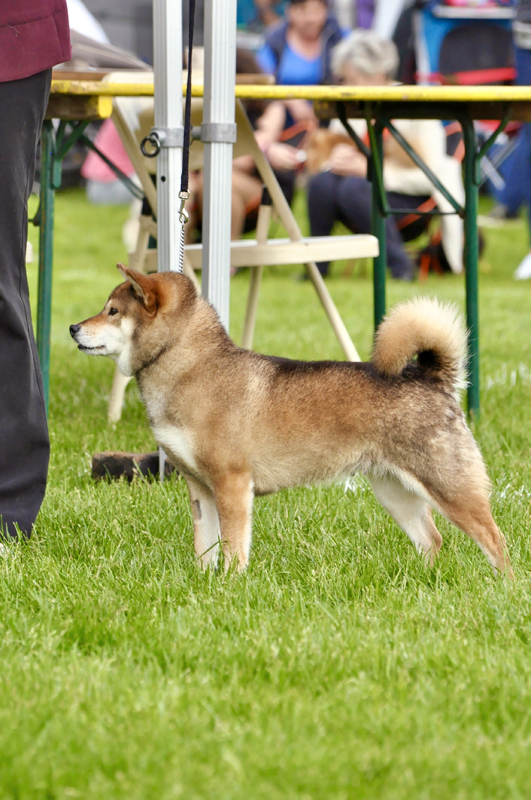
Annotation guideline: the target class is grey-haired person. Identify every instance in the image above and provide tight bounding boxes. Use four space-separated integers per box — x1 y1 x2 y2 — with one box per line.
307 30 464 279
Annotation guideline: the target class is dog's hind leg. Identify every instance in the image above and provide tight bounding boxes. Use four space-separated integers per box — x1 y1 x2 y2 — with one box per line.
184 475 221 569
368 473 443 565
438 488 512 576
213 472 254 571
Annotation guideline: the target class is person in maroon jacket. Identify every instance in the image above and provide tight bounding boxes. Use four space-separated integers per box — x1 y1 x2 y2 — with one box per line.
0 1 71 540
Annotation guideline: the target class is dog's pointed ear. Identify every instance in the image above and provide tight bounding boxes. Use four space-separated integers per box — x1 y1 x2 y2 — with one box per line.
116 264 159 314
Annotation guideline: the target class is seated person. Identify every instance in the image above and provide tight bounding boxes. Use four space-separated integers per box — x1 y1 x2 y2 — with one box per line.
187 49 311 247
257 0 344 86
306 30 465 279
187 98 308 257
257 0 347 204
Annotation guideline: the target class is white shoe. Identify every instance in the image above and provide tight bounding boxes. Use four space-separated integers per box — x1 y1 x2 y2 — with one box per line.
514 252 531 280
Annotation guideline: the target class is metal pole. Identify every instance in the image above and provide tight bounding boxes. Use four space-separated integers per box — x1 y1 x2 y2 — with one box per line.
153 0 183 275
460 114 480 420
152 0 184 478
37 120 56 414
242 191 271 349
202 0 237 329
370 121 387 331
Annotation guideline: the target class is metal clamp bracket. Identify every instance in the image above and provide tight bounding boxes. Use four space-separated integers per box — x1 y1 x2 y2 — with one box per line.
155 126 185 147
200 122 237 144
140 126 185 157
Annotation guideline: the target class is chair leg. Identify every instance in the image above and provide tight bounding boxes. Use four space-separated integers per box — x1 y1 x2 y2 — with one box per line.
108 215 148 423
241 198 270 350
183 253 201 291
108 366 133 424
303 261 361 361
128 216 151 273
251 141 360 362
242 265 263 350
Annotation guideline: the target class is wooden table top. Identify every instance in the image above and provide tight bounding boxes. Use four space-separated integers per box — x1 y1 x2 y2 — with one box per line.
47 79 531 122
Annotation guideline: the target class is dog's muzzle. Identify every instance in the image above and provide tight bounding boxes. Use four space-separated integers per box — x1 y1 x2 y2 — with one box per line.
69 324 81 340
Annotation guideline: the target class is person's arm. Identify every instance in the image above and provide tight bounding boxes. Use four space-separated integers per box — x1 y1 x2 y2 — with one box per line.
284 98 317 124
255 0 283 27
255 102 302 171
234 102 286 171
233 101 302 173
327 143 367 177
255 101 287 140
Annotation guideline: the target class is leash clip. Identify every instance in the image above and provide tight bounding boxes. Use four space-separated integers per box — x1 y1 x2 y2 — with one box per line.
178 191 190 225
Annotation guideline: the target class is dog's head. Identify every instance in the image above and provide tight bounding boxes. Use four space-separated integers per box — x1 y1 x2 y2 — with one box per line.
69 264 195 376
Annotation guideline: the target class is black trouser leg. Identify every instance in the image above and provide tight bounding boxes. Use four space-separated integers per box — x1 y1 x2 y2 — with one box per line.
307 171 343 276
308 172 414 279
273 168 297 207
0 70 51 538
337 177 414 279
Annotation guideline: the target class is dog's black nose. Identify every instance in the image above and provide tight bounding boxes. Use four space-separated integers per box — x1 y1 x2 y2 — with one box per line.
69 324 81 338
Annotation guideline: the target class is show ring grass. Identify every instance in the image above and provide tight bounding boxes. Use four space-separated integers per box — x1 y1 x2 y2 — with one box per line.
0 189 529 799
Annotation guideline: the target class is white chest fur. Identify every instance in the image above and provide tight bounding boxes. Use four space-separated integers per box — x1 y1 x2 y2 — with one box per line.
152 424 198 475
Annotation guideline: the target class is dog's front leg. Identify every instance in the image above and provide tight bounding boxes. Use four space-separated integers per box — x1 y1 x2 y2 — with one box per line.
213 472 254 571
184 475 221 569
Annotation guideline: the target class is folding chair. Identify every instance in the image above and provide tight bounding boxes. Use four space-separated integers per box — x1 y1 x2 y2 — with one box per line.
414 0 518 186
414 1 515 86
105 72 378 422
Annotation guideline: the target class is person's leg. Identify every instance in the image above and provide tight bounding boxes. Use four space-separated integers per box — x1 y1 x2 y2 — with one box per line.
307 171 344 276
0 70 51 538
515 48 531 236
495 132 528 216
273 169 297 207
520 127 531 236
511 46 531 277
336 177 414 279
230 168 262 239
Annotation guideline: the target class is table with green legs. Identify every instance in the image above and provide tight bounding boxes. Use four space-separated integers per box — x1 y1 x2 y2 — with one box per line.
40 82 531 418
300 84 531 420
37 84 113 411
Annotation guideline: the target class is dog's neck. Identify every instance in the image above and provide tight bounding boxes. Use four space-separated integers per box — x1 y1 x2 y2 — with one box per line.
134 295 238 423
134 342 172 376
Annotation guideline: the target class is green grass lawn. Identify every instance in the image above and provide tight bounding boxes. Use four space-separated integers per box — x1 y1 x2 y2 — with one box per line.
0 188 530 799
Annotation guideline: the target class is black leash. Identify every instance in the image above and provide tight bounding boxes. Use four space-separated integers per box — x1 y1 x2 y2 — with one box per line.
177 0 196 272
180 0 196 199
140 2 196 271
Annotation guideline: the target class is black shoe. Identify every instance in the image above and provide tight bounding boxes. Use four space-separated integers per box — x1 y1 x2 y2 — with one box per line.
391 267 415 282
487 203 519 221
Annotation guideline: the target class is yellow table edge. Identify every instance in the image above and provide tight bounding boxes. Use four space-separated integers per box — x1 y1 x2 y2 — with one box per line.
50 80 531 102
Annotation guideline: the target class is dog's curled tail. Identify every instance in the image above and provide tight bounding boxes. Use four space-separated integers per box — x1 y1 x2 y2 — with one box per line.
371 297 467 394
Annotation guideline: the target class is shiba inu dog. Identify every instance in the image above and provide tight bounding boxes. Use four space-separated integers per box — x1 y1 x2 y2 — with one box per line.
70 265 511 576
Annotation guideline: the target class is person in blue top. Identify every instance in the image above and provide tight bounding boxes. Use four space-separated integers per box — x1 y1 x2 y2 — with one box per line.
257 0 345 85
256 0 347 203
237 1 286 32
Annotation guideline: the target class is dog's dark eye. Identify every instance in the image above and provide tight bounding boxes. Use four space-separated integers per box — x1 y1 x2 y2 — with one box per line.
108 307 119 316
